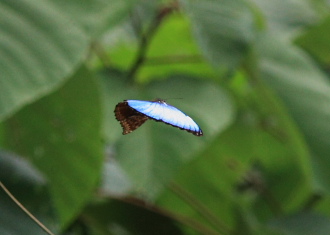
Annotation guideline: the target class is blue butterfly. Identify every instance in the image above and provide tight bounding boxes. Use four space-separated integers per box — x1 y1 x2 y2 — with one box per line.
115 99 203 136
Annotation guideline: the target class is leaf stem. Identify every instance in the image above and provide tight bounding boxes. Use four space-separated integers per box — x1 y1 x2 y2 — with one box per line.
0 181 55 235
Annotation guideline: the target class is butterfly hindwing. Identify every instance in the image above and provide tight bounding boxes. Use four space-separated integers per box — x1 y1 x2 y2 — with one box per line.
114 101 149 134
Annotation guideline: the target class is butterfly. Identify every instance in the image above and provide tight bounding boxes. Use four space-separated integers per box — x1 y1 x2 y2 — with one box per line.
114 99 203 136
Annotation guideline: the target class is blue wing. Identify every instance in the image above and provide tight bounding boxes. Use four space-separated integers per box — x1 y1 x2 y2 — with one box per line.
126 100 203 136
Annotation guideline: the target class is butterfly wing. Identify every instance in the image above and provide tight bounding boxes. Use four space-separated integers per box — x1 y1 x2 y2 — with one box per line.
114 101 149 134
126 100 203 136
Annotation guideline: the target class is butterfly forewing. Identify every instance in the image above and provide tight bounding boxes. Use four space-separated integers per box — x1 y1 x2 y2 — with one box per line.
125 100 203 136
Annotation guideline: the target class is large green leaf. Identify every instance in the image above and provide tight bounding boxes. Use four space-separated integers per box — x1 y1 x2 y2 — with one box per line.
181 0 256 70
3 67 103 226
100 72 234 198
0 0 89 121
257 34 330 192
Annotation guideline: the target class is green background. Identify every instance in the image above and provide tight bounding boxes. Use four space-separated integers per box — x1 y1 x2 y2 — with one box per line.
1 0 330 234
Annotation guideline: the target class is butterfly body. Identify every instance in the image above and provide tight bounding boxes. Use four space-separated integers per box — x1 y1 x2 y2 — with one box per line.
114 99 203 136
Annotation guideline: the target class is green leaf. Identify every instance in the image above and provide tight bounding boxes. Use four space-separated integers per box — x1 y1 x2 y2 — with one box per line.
101 158 134 196
233 207 286 235
269 212 330 235
100 73 235 198
0 0 89 121
0 150 45 186
181 0 256 69
158 114 311 231
84 199 184 235
257 34 330 192
296 15 330 64
250 0 318 39
50 0 135 37
3 66 103 226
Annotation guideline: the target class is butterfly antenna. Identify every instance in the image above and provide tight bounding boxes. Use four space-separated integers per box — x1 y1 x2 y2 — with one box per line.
163 97 183 101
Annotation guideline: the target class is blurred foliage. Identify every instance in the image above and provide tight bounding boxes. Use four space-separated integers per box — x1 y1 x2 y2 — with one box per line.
1 0 330 235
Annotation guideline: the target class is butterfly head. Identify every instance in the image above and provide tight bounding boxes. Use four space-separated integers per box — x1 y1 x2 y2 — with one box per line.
154 98 167 104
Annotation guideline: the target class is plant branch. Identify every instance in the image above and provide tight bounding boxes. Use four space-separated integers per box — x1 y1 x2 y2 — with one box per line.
303 192 323 211
90 41 112 68
126 3 177 80
144 54 204 65
0 181 55 235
